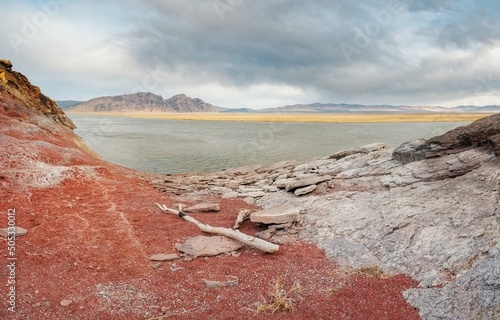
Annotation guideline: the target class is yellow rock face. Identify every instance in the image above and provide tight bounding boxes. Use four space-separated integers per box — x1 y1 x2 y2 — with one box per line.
0 71 7 84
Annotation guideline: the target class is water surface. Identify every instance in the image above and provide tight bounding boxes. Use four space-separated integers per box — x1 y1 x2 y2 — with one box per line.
69 115 469 174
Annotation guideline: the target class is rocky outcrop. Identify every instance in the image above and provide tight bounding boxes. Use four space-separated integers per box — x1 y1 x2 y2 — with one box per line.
0 59 75 130
393 113 500 163
68 92 219 113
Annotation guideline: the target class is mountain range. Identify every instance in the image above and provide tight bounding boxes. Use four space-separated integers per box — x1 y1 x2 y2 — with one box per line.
59 92 500 114
62 92 219 113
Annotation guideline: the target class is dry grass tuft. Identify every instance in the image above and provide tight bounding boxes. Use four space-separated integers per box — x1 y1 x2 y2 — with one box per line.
256 276 302 314
357 266 389 279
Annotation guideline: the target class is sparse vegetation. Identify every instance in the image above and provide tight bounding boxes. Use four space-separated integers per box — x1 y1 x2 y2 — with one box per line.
256 276 302 314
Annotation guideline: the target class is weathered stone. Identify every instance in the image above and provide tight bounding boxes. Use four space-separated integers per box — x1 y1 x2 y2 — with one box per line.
404 256 500 319
0 226 28 238
237 191 266 198
329 142 387 160
243 197 255 205
175 235 244 257
262 185 279 192
273 178 297 189
250 205 301 225
285 175 332 192
294 185 317 196
0 60 13 71
293 159 335 172
184 203 220 213
255 228 275 241
202 277 239 288
221 192 239 199
149 253 179 262
60 300 73 307
238 187 263 193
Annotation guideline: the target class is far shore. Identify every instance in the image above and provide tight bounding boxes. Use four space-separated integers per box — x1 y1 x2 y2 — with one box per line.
65 112 494 123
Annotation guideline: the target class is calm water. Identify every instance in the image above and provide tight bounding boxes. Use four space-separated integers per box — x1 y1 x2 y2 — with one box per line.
69 115 470 174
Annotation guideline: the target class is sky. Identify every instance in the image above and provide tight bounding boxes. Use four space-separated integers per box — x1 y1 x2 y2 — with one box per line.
1 0 500 109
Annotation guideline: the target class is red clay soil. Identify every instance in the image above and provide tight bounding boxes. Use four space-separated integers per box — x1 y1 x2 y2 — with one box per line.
0 99 420 319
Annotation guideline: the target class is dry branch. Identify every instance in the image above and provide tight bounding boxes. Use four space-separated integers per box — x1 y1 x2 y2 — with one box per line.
156 204 279 253
233 209 251 229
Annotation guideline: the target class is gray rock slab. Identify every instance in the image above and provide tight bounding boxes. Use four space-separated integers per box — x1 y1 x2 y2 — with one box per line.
0 226 28 238
294 185 317 196
285 175 332 192
404 256 500 320
250 205 301 224
238 191 266 198
184 203 220 213
175 235 244 257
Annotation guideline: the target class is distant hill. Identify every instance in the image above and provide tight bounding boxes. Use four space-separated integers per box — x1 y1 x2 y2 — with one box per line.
64 93 219 113
56 100 84 109
60 92 500 114
258 103 500 114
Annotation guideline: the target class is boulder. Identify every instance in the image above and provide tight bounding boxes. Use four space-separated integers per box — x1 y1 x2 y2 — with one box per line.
250 205 301 225
393 114 500 164
175 235 244 257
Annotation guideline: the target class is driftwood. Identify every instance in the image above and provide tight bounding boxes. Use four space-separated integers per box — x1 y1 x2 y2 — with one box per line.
233 209 252 229
156 204 279 253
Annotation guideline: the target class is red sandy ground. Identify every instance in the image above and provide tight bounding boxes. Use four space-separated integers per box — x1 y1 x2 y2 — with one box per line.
0 110 421 319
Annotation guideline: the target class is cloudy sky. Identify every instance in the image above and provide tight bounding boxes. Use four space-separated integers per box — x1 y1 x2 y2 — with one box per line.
1 0 500 109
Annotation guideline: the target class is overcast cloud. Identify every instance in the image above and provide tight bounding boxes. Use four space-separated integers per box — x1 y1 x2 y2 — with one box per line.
1 0 500 108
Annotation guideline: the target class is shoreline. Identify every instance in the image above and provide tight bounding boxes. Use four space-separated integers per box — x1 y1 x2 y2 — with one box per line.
65 112 494 123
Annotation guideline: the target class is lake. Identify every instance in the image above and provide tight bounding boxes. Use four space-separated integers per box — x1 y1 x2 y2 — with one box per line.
69 115 470 174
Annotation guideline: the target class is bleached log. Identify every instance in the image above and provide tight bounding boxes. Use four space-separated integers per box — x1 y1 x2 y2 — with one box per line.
156 203 279 253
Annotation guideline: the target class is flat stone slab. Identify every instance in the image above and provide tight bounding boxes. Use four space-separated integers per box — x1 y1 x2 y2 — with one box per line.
149 253 179 262
221 192 239 199
294 184 317 196
175 235 244 257
237 191 266 198
273 178 298 189
250 205 301 225
0 226 28 238
184 203 220 213
285 175 332 192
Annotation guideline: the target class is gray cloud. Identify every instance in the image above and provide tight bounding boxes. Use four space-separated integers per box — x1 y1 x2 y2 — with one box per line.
1 0 499 107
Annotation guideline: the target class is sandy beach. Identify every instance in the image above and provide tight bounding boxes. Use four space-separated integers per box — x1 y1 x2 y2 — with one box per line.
65 112 494 123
